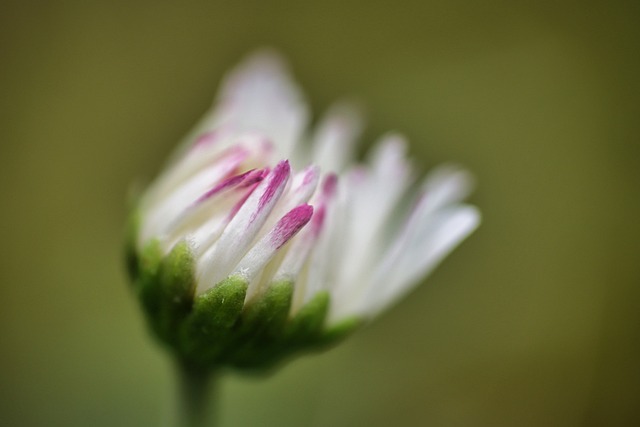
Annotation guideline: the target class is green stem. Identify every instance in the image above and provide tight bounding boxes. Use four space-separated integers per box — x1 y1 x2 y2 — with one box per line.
176 362 218 427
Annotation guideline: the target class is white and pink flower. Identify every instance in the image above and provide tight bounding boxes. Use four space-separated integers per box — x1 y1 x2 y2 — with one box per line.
130 51 480 369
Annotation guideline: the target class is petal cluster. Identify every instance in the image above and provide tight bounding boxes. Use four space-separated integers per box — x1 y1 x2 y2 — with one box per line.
127 51 479 370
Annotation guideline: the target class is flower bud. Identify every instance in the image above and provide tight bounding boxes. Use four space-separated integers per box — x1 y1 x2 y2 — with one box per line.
126 51 480 372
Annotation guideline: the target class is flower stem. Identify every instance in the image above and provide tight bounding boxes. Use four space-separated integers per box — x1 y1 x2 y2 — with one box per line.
175 361 218 427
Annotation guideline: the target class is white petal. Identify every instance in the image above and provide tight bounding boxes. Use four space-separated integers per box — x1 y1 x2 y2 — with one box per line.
233 204 313 298
367 205 480 316
255 165 319 243
213 51 309 161
197 160 291 292
279 175 339 313
140 147 249 245
165 168 268 251
145 128 239 202
335 134 413 290
305 175 346 306
288 165 321 206
419 164 475 214
312 102 363 172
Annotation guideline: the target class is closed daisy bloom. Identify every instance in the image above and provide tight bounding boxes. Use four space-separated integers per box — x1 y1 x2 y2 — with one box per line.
126 51 480 371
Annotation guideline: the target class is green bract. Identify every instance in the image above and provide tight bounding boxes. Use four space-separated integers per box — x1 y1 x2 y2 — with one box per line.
127 217 360 372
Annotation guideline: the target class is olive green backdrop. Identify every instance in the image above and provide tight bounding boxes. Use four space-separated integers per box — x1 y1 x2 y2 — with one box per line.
1 1 638 426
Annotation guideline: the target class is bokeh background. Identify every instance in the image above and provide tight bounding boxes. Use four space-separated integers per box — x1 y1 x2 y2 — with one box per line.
1 1 639 426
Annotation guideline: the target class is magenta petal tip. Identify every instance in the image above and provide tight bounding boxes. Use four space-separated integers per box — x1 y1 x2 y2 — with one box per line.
256 160 291 212
271 204 314 249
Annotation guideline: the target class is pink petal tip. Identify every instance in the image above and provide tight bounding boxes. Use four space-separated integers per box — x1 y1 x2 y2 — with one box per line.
271 204 314 249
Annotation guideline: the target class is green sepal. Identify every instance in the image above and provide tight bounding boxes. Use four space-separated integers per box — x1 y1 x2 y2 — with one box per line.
282 293 360 358
284 291 330 345
226 280 294 368
137 239 164 317
240 280 294 338
127 232 362 372
178 275 248 368
155 241 196 345
319 316 363 347
228 288 332 372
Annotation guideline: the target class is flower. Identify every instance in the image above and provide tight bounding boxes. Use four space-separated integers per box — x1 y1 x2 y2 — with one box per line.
126 51 480 371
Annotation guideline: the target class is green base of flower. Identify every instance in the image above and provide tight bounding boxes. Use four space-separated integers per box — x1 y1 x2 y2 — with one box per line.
127 236 361 373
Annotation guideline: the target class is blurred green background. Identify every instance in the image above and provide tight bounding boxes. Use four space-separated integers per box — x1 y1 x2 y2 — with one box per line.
1 1 639 426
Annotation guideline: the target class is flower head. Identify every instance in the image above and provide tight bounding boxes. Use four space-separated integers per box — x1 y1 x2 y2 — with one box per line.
126 51 480 371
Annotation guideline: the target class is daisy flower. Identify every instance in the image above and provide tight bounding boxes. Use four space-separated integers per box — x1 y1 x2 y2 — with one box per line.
126 51 480 371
